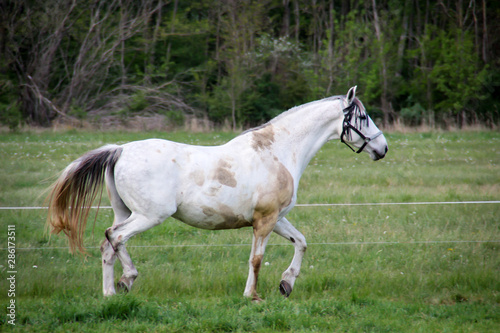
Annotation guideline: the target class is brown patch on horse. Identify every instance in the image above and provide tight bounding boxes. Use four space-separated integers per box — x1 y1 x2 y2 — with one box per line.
276 163 294 210
201 204 251 229
214 214 251 230
253 161 294 217
214 160 237 187
245 159 294 243
202 206 216 216
252 254 263 276
252 125 275 151
216 203 252 229
189 170 205 186
251 253 264 300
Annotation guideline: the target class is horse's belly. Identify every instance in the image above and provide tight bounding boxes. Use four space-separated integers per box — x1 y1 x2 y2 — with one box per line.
173 168 257 230
172 204 253 230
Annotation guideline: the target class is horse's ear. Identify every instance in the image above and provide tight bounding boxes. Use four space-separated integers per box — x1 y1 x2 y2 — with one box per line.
346 86 357 105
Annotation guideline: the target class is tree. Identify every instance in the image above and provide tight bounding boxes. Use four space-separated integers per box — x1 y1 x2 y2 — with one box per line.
1 0 499 129
429 29 488 125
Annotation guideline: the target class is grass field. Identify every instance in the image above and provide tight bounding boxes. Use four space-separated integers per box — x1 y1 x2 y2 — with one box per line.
0 130 499 332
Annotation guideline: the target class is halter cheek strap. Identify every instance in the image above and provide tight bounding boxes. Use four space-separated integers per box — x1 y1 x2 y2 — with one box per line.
341 118 383 154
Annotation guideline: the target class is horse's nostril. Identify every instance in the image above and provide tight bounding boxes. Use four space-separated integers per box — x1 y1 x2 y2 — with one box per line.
385 146 388 154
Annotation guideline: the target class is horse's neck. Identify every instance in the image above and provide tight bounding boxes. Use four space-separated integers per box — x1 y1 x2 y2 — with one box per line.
267 98 344 179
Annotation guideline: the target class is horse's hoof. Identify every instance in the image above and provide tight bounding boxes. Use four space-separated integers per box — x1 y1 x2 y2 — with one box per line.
103 290 116 297
252 295 263 303
116 280 129 293
279 280 292 297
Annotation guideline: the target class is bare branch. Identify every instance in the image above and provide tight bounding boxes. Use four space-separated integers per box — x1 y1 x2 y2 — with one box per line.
25 76 78 121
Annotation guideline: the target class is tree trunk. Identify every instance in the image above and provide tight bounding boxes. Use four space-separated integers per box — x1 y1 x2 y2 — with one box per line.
294 0 300 43
396 0 409 76
165 0 178 75
482 0 488 63
119 0 127 91
29 0 77 123
326 1 335 95
372 0 391 126
282 0 290 36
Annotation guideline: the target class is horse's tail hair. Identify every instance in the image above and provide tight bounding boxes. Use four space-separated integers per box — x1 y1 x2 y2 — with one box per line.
46 145 123 254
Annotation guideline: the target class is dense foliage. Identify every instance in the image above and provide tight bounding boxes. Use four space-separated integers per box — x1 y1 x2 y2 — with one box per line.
1 0 499 129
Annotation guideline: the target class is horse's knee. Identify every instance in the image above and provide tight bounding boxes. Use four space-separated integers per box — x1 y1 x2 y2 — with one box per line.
105 226 125 251
105 227 115 248
300 240 307 253
295 236 307 252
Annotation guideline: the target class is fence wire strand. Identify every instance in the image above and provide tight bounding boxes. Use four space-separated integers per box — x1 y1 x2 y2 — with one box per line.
1 200 499 210
4 239 499 251
1 201 498 251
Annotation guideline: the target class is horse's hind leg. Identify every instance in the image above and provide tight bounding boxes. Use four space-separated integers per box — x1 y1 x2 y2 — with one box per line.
105 211 170 292
273 217 307 297
101 239 117 296
102 238 137 295
102 171 132 296
101 211 131 296
115 244 138 292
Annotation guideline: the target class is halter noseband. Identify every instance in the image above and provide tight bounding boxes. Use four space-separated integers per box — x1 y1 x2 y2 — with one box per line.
340 101 383 154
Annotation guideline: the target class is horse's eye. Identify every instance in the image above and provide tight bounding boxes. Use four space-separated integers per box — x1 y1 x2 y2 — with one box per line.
359 114 367 120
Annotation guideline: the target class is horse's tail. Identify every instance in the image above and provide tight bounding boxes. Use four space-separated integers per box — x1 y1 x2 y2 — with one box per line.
46 145 123 254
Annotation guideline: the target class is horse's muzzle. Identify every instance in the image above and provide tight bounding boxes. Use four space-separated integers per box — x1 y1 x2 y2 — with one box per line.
372 145 388 161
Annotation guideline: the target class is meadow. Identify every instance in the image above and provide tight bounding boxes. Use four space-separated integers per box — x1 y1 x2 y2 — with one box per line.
0 129 498 332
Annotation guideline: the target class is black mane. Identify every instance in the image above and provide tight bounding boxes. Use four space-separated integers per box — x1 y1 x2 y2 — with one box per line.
342 97 369 140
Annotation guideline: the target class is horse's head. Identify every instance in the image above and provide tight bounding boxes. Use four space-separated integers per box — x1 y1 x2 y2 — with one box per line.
340 86 388 161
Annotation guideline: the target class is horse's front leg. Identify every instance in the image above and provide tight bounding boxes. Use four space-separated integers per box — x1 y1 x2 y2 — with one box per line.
243 212 277 301
273 217 307 297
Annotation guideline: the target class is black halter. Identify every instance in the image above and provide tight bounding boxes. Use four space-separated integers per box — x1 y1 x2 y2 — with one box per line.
340 100 383 154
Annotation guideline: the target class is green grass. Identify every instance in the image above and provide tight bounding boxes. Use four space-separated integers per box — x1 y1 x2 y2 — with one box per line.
0 130 499 332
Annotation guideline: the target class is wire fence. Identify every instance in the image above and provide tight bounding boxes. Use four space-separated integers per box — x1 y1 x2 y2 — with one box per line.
6 239 499 251
1 200 498 251
1 200 499 210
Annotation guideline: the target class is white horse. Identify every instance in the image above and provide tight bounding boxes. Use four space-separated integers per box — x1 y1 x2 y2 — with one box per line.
47 86 388 300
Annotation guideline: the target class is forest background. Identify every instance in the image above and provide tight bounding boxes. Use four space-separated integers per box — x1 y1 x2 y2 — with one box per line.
1 0 499 131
